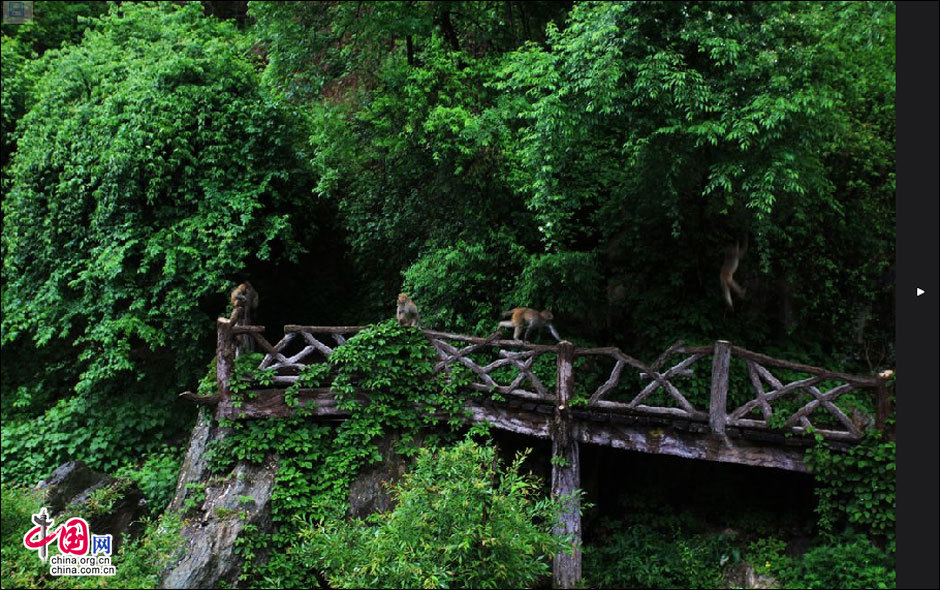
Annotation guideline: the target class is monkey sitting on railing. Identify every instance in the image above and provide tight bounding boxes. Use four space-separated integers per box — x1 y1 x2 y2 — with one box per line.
229 281 259 354
396 293 421 327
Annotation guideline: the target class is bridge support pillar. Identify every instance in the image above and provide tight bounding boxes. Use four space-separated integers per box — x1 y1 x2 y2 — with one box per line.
709 340 731 434
216 318 235 403
552 341 581 589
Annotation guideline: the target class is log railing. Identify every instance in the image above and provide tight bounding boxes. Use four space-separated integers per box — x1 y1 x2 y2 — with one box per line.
191 319 892 590
199 319 892 443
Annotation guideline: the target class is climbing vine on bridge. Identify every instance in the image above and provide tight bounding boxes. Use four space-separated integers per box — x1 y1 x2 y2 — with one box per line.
805 429 896 551
206 320 473 587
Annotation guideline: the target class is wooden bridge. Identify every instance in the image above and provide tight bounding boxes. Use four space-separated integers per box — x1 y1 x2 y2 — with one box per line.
184 317 893 588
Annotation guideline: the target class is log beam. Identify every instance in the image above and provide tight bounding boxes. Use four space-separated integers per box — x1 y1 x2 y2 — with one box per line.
551 341 581 589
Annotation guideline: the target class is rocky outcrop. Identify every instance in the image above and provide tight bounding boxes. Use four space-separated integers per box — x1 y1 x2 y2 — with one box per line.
160 457 278 589
160 409 277 590
347 433 413 519
35 460 147 552
166 408 226 514
725 561 780 589
37 461 108 513
159 412 420 587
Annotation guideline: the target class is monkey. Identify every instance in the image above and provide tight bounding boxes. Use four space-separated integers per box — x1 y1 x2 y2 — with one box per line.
396 293 421 327
498 307 561 342
229 281 259 325
719 235 748 310
229 281 259 355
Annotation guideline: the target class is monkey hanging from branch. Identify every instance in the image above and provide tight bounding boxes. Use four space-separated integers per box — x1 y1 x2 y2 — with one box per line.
719 235 748 310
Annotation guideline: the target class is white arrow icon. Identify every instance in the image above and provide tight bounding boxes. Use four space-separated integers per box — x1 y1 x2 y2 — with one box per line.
916 288 924 297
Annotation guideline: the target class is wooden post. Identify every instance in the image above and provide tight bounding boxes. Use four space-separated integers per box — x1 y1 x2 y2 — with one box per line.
552 341 581 589
216 318 235 401
875 379 891 431
709 340 732 434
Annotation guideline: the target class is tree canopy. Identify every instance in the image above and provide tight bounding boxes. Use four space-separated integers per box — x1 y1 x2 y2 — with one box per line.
1 2 318 481
2 0 894 519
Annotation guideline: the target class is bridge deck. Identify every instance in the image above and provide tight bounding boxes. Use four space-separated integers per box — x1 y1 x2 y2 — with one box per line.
185 319 894 588
205 388 816 472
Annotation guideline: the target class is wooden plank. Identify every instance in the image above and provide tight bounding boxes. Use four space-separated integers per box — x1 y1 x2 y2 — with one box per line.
215 389 366 420
211 388 812 472
782 383 855 429
630 370 697 414
231 325 266 334
589 359 624 404
301 332 334 357
464 402 809 472
257 332 296 370
729 345 880 387
424 329 560 352
284 325 367 333
592 399 707 422
178 391 220 405
465 404 551 438
467 382 547 400
434 340 498 389
727 418 863 442
575 422 809 472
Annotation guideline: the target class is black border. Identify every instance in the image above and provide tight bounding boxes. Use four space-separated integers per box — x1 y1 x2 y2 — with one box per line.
897 2 939 588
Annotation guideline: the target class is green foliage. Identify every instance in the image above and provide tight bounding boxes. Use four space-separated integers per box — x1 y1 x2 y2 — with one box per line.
182 482 207 514
748 533 895 590
1 35 33 166
195 357 219 398
1 2 898 585
84 512 185 590
3 1 314 390
329 320 469 426
76 478 133 517
804 431 896 548
584 515 733 589
746 536 787 577
303 438 568 589
248 1 894 362
0 484 45 588
205 321 472 587
253 2 553 315
1 1 107 54
229 353 276 406
115 445 183 514
786 533 895 589
1 390 186 486
495 0 893 356
732 430 897 589
402 232 528 334
0 484 184 589
1 2 319 487
284 362 331 406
